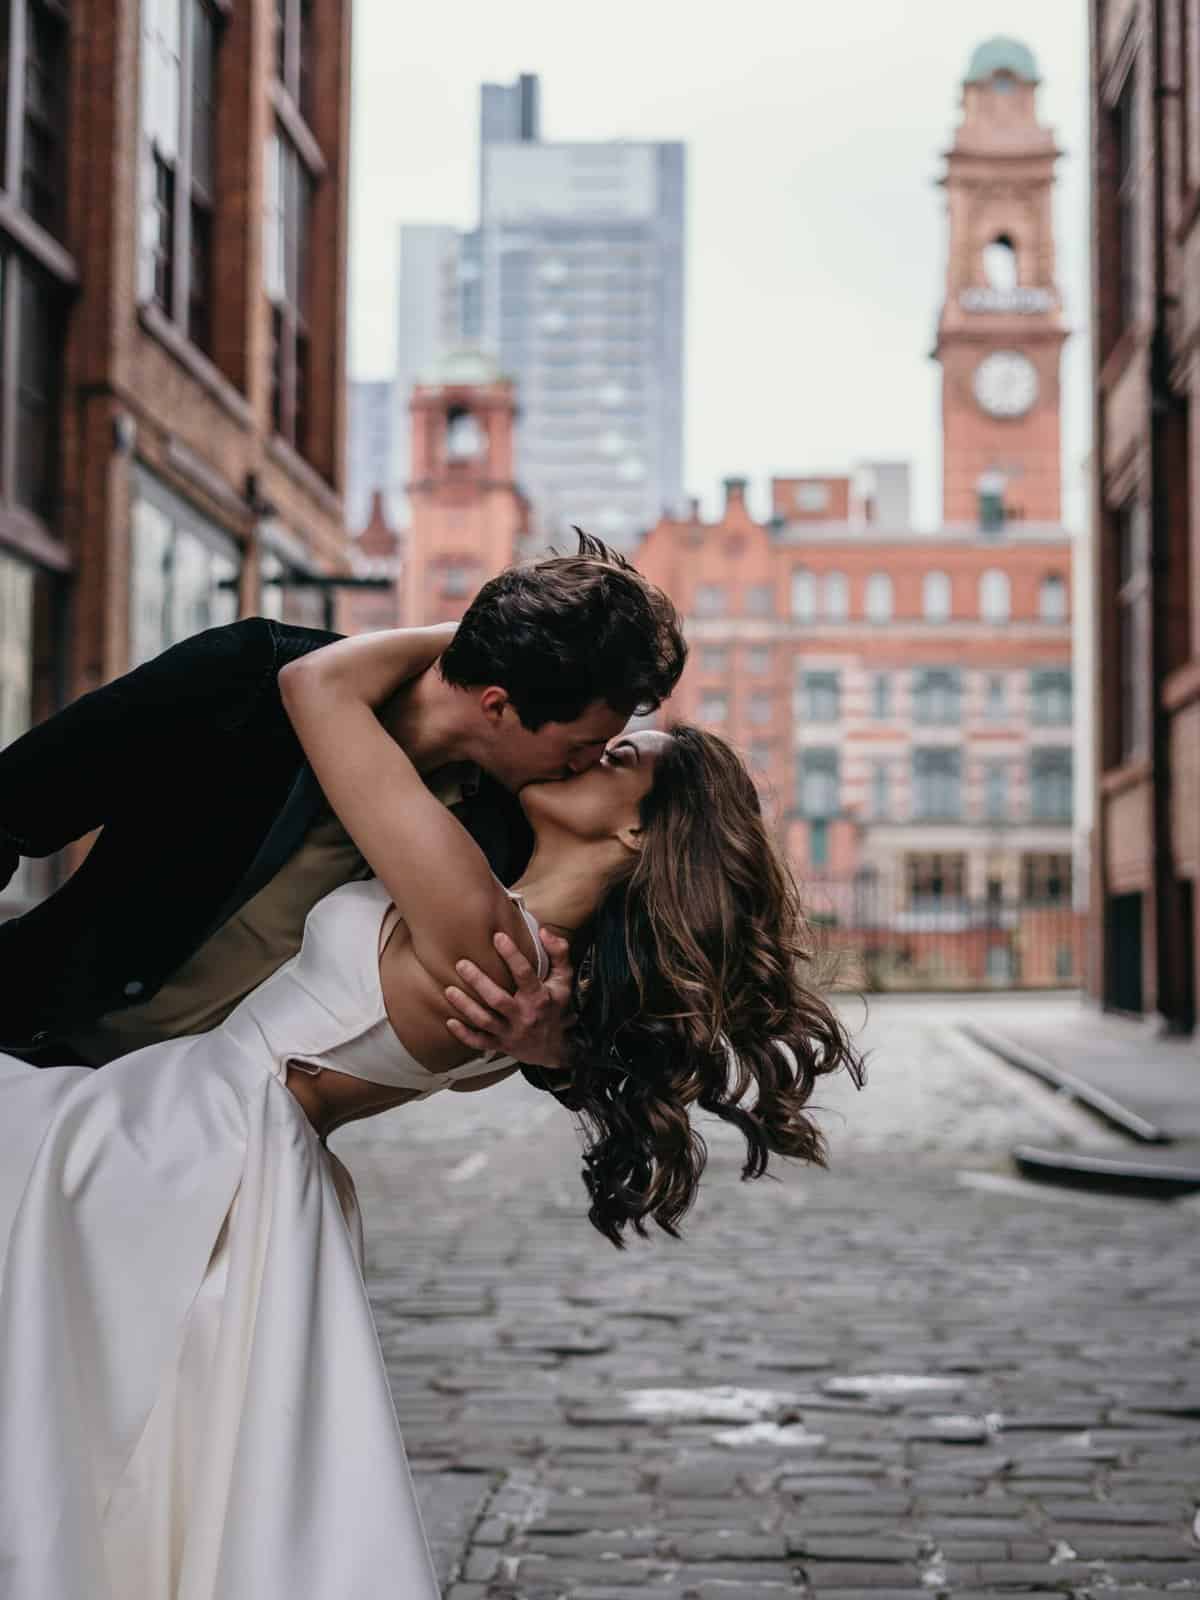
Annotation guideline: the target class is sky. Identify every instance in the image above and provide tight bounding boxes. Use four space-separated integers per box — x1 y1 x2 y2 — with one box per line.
347 0 1090 532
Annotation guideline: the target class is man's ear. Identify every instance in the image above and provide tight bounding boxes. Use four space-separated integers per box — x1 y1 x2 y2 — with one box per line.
615 822 644 855
478 686 510 725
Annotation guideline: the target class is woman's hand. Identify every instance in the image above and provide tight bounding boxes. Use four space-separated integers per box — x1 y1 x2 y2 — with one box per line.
444 926 575 1070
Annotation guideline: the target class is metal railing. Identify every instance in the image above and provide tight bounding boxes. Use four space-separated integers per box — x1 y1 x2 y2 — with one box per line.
796 872 1084 992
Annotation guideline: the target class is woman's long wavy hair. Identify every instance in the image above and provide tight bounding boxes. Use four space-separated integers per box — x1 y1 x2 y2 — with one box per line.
559 724 866 1249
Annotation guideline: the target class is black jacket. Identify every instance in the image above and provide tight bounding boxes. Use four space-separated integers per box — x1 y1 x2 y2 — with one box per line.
0 617 534 1061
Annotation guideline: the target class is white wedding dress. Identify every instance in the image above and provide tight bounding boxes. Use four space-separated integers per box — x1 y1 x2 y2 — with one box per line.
0 875 548 1600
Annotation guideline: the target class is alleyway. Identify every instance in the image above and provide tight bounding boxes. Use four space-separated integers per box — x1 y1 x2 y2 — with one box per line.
335 996 1200 1598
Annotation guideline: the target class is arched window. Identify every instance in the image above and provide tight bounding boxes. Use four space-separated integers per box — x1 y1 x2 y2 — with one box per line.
791 568 816 622
865 572 893 624
979 568 1011 623
983 234 1018 291
1039 573 1067 622
823 571 849 622
445 408 485 461
922 570 952 622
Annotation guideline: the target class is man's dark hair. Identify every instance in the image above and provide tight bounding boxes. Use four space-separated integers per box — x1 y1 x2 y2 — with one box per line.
438 528 687 730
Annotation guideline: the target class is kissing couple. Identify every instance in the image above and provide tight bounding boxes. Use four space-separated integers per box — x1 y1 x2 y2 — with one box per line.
0 530 863 1598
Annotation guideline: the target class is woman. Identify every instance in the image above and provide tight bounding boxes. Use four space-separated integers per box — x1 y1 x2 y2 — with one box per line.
0 624 863 1600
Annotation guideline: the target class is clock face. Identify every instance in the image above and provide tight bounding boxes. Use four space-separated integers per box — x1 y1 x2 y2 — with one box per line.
973 350 1039 418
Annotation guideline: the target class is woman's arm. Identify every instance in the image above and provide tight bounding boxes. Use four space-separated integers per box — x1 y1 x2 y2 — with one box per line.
278 627 532 994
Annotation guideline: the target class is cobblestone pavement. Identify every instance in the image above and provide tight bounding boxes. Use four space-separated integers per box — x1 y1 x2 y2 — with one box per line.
335 997 1200 1598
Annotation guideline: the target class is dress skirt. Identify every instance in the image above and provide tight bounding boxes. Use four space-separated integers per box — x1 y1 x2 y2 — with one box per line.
0 1034 441 1599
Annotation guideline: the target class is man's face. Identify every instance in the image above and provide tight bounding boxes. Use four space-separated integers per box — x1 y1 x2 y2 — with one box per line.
483 697 631 789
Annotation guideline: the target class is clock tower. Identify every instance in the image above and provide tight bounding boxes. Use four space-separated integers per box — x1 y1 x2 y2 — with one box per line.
933 38 1068 526
403 348 529 625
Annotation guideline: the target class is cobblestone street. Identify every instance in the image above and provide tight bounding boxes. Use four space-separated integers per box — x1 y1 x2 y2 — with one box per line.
335 996 1200 1599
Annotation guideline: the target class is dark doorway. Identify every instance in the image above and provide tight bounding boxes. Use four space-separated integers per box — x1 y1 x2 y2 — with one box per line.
1107 892 1144 1014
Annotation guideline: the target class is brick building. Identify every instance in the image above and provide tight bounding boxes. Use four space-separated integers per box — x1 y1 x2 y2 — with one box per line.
0 0 354 913
637 40 1079 989
1089 0 1200 1027
341 488 402 636
400 349 529 626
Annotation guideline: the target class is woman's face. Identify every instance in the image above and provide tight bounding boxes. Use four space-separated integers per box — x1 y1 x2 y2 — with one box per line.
520 729 673 843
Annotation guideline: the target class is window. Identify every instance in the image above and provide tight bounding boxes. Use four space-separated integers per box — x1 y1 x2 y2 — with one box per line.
798 748 839 818
870 671 892 720
983 234 1018 290
694 584 727 617
1022 852 1073 904
984 673 1006 720
906 852 966 905
983 760 1008 822
748 692 773 725
745 583 774 617
1031 748 1072 822
922 570 951 622
438 560 478 598
977 471 1006 536
1116 502 1150 762
17 0 70 238
1030 668 1072 725
809 818 830 868
9 253 63 523
445 409 485 461
259 549 326 628
804 671 840 723
138 0 222 355
823 571 849 622
265 127 314 452
700 645 727 674
865 572 893 623
869 759 890 820
1039 573 1067 622
745 646 770 674
912 667 961 725
790 567 816 622
1112 69 1138 334
699 692 728 724
912 748 962 820
0 552 34 751
274 0 316 124
748 742 771 775
979 568 1011 623
129 473 239 667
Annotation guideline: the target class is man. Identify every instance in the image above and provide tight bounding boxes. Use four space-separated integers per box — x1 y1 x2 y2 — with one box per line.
0 532 686 1085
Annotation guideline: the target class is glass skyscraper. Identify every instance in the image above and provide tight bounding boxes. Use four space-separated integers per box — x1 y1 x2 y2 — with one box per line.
478 136 686 548
388 76 685 550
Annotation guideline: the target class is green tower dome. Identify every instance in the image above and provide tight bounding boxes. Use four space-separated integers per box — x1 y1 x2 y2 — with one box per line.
965 37 1039 84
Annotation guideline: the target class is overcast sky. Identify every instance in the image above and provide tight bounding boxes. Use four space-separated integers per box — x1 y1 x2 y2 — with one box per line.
347 0 1090 532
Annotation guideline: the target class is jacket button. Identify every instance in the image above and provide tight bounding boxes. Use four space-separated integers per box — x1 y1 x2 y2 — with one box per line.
123 980 145 999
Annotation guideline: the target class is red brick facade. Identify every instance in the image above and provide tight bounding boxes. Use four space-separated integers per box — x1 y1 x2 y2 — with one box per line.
637 479 1075 976
0 0 354 912
1089 0 1200 1027
400 353 529 626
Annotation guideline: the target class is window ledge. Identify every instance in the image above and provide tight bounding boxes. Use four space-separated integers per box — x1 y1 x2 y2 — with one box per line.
1163 660 1200 714
138 304 253 428
265 434 341 520
0 506 73 571
1100 757 1152 796
269 82 327 178
0 194 80 287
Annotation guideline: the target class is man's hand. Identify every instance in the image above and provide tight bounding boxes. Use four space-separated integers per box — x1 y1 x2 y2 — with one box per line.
444 926 575 1071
